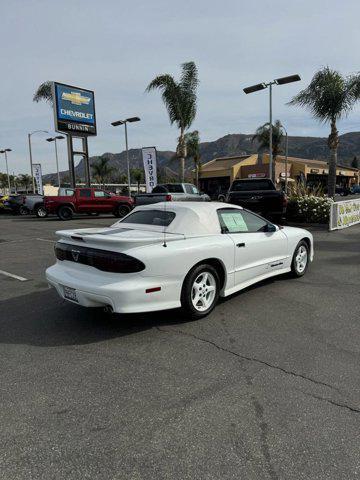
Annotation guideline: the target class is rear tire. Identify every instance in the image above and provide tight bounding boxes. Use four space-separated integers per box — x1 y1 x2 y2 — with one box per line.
291 240 309 277
181 264 220 318
114 204 131 218
57 205 73 221
35 205 48 218
19 206 29 216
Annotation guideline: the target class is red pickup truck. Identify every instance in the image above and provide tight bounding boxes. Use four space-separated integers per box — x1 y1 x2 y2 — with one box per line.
43 187 133 220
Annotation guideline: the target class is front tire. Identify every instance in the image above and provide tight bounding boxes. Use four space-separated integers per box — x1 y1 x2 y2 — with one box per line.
57 205 73 221
35 205 48 218
114 204 131 218
291 240 309 277
181 264 220 318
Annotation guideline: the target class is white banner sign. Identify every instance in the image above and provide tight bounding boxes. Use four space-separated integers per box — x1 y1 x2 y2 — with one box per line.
329 198 360 230
33 164 43 195
141 147 158 193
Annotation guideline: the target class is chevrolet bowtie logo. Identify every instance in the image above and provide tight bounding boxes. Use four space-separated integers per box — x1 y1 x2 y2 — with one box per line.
62 91 91 106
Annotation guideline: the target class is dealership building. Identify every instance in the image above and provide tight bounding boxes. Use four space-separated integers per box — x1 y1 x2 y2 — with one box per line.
198 153 359 197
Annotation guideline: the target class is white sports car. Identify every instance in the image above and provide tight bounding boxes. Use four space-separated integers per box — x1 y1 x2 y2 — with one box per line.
46 202 313 318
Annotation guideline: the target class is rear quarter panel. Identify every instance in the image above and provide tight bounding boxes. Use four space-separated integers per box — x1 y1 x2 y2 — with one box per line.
129 234 235 293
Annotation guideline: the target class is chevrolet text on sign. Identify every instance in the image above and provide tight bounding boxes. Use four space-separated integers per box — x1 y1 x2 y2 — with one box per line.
142 147 158 192
52 82 97 136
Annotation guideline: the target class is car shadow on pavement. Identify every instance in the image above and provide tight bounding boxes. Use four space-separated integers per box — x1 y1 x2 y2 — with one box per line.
0 289 196 347
0 274 292 348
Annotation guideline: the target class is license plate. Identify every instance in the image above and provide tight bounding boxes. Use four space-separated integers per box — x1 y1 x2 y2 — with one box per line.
63 286 78 303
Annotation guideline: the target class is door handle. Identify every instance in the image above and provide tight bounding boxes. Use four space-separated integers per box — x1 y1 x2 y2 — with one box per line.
236 242 246 248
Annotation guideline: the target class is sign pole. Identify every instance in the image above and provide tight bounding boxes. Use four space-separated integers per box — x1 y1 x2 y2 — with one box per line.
82 137 91 187
66 135 76 188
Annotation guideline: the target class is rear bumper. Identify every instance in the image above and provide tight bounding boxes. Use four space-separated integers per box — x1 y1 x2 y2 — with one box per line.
46 262 182 314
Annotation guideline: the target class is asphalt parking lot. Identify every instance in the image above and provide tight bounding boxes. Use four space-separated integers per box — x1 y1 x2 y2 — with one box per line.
1 213 360 480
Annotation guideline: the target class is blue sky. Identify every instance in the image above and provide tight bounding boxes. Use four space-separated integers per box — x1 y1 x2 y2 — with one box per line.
1 0 360 174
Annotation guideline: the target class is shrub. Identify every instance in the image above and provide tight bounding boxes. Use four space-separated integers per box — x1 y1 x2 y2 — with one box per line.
287 195 333 223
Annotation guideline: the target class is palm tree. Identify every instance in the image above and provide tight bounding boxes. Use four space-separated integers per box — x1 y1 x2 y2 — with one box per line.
288 67 360 197
130 168 144 193
252 120 284 165
146 61 199 182
185 130 201 187
33 81 53 105
17 174 32 193
91 158 114 188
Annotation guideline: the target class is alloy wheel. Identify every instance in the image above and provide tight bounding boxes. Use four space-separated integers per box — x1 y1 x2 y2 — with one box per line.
191 271 217 312
295 245 308 273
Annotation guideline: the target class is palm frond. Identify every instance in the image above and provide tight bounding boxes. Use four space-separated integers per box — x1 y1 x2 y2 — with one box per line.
33 81 53 105
146 61 198 131
288 67 357 123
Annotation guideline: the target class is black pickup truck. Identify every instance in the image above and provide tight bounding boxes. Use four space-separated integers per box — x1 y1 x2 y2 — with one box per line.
226 178 287 221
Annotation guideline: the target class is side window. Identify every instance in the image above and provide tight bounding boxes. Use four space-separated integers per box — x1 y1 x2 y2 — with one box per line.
218 209 249 233
79 189 91 198
217 209 268 233
94 190 106 198
185 184 199 194
241 210 269 232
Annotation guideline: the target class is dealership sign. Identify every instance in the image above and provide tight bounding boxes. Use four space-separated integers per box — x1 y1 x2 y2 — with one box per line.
33 164 43 195
141 147 158 192
329 198 360 230
52 82 96 136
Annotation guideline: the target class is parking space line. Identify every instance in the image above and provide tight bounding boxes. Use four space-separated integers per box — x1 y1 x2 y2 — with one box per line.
0 269 28 282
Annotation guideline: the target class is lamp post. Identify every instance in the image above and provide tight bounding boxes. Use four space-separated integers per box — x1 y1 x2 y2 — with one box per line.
28 130 49 192
280 124 289 194
46 135 65 187
111 117 141 197
0 148 12 192
243 74 300 182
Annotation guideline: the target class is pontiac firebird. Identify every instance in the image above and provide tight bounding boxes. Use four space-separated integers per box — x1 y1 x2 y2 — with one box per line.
46 202 313 318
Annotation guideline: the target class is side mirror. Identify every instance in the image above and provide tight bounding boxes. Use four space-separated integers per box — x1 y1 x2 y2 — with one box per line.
265 223 277 232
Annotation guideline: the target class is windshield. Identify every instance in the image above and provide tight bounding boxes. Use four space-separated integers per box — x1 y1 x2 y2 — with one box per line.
231 179 274 191
121 209 176 226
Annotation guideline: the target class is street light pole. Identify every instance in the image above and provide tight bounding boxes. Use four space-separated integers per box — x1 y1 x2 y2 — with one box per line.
279 124 289 194
243 74 301 183
269 83 273 182
28 130 49 193
46 136 65 187
111 117 141 198
0 148 12 192
124 121 131 197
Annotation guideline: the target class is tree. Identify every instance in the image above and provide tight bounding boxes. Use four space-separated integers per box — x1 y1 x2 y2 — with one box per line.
33 81 53 106
185 130 201 187
252 120 284 166
288 67 360 197
17 174 32 193
91 158 114 187
130 168 144 192
146 61 199 182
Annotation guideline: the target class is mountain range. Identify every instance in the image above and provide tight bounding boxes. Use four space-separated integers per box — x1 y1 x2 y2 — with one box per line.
43 131 360 183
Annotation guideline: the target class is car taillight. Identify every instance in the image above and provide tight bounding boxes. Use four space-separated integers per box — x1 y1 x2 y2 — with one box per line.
165 194 172 201
54 243 145 273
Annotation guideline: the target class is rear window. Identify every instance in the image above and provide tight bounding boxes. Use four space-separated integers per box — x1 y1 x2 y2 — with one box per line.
231 180 273 191
121 209 175 226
